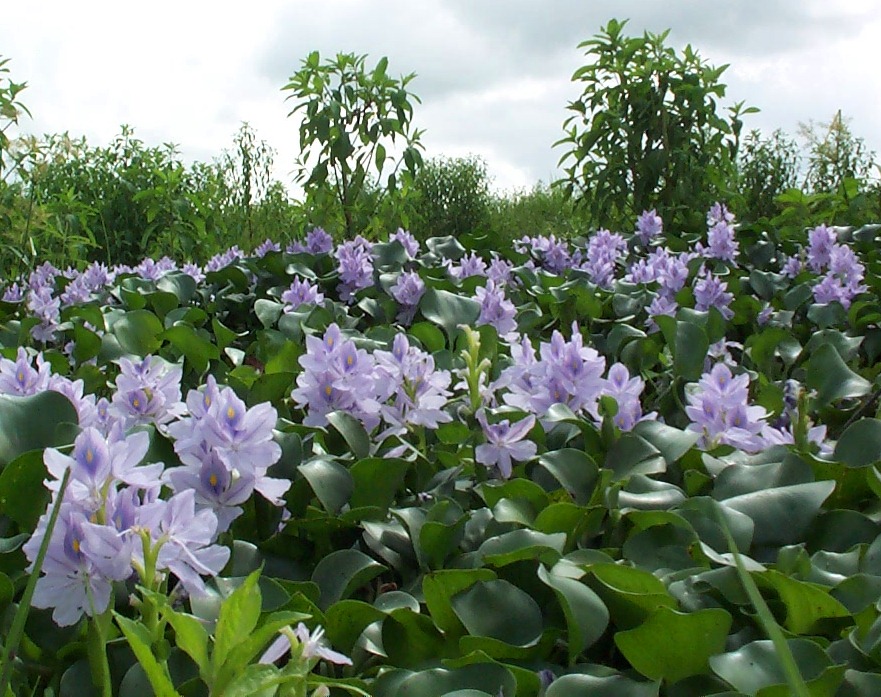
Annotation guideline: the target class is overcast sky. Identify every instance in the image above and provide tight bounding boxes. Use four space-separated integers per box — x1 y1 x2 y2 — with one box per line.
3 1 880 193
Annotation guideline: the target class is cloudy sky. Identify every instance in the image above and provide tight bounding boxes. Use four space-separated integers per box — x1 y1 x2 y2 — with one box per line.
3 1 880 193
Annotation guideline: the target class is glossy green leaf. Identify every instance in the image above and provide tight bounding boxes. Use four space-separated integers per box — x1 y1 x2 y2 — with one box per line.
539 563 609 663
834 419 881 468
545 673 660 697
111 308 164 356
450 580 543 647
535 448 599 505
710 639 845 696
312 549 386 611
807 343 871 406
615 606 732 683
114 614 181 697
162 323 219 373
720 481 835 548
298 458 353 514
212 569 263 673
419 288 481 344
588 563 678 629
0 390 78 467
423 568 497 635
326 410 371 459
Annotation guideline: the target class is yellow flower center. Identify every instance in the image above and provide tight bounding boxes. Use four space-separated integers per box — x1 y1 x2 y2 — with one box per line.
209 473 218 487
72 538 80 554
324 385 333 396
227 406 236 420
86 449 94 464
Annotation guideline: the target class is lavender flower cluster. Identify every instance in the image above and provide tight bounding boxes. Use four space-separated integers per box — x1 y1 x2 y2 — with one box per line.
3 349 287 627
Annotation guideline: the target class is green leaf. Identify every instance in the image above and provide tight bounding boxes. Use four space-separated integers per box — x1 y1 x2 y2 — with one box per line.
212 568 263 674
545 673 660 697
423 568 497 635
111 308 165 356
710 639 845 696
298 458 353 514
326 599 386 655
0 391 79 467
350 457 409 510
534 449 599 505
312 549 386 611
222 664 286 697
0 451 51 529
720 481 835 549
114 614 181 697
382 607 451 667
755 570 851 635
478 529 566 567
632 421 699 466
326 410 371 459
615 606 732 683
162 609 210 678
588 563 677 630
162 324 220 374
806 343 871 407
656 316 709 381
393 663 517 697
450 580 543 647
419 288 481 345
539 563 609 664
833 419 881 468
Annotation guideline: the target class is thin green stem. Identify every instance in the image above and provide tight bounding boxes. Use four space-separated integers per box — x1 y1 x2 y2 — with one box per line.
0 469 71 695
714 505 811 697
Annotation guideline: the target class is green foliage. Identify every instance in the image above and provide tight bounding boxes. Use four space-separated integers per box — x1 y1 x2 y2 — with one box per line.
736 128 800 222
0 55 31 183
800 110 877 195
556 18 757 232
409 155 492 240
488 183 590 245
282 51 424 237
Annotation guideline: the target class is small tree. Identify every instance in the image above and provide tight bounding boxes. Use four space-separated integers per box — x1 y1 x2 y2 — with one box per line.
282 51 424 237
555 19 756 233
799 110 877 195
410 155 492 240
0 55 31 184
736 128 800 222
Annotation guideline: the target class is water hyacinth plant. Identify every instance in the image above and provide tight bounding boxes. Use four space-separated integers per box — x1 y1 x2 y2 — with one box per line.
1 203 881 696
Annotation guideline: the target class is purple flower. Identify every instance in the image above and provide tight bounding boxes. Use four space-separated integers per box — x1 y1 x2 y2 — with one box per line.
336 237 375 302
181 263 206 283
685 363 767 452
486 254 515 286
780 254 804 278
136 489 230 597
291 324 383 430
390 271 426 325
374 333 452 437
704 221 738 262
2 282 23 303
254 238 281 257
0 347 52 395
807 224 837 272
446 251 487 281
693 272 734 320
205 245 245 272
636 209 663 246
23 504 131 626
707 202 735 227
497 323 607 422
645 294 678 332
474 280 518 339
579 229 626 288
391 228 420 259
602 363 652 431
475 410 537 479
281 277 324 312
28 287 61 343
111 356 186 429
288 227 334 255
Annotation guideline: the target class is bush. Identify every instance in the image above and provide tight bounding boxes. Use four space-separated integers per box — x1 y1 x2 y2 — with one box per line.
409 155 493 240
555 18 756 234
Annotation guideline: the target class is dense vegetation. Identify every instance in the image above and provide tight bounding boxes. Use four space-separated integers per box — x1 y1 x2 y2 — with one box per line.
1 18 881 697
